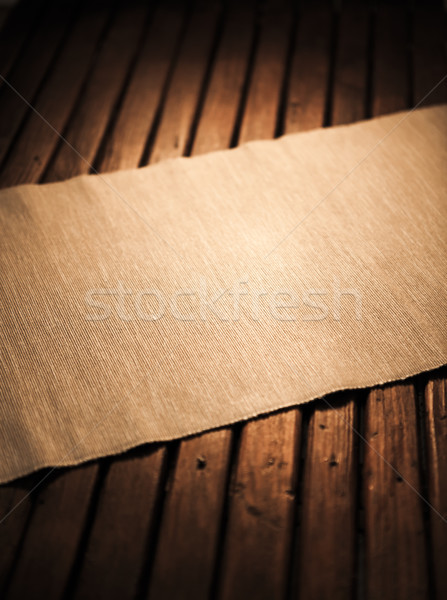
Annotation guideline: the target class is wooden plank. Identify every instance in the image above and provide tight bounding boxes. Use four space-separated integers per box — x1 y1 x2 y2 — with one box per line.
192 7 254 155
297 397 357 599
5 465 98 600
44 0 151 182
291 6 367 597
148 4 221 163
238 7 292 143
364 385 428 600
219 411 300 600
72 448 166 600
0 0 113 188
412 8 447 106
0 0 79 166
425 375 447 600
331 5 369 125
148 431 232 600
99 4 185 172
285 6 332 133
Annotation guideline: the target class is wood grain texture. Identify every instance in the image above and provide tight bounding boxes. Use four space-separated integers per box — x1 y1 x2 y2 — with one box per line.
5 465 98 600
192 7 254 155
0 0 78 165
285 6 331 133
73 448 166 600
44 0 151 182
0 0 112 188
425 376 447 599
100 5 185 172
364 384 428 600
149 5 221 164
147 431 232 600
296 397 357 600
238 7 292 143
218 411 300 600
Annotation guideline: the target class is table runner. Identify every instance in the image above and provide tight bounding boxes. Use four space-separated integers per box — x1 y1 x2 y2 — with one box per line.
0 105 446 483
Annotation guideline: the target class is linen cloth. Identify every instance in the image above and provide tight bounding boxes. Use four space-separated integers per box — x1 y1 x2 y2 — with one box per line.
0 105 446 483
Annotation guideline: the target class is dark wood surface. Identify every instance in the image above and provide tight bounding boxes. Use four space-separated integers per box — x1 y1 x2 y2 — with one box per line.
0 1 446 599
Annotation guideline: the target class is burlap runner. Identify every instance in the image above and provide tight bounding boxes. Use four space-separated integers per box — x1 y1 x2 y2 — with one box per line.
0 105 445 482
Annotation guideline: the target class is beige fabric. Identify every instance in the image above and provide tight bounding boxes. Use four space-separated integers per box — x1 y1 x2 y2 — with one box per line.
0 105 446 483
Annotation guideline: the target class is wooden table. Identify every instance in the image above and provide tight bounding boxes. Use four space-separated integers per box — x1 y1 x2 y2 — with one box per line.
0 1 446 598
